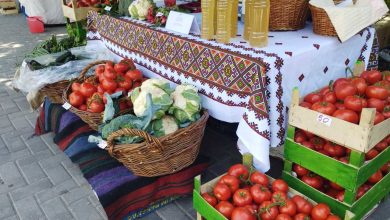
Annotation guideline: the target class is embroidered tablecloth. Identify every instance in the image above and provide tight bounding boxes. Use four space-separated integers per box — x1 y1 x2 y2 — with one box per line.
87 11 375 171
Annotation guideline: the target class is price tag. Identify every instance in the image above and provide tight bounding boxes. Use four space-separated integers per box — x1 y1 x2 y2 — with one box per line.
97 140 108 149
104 6 112 11
62 102 72 110
165 11 200 35
317 113 332 126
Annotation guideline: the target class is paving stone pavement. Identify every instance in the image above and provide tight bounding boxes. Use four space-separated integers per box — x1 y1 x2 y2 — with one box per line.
1 13 389 220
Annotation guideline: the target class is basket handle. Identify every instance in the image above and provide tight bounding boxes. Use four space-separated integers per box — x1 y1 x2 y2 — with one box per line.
79 60 111 79
106 128 164 156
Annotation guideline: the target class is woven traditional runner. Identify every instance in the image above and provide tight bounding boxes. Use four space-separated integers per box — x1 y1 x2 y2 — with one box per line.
87 11 376 171
35 98 208 220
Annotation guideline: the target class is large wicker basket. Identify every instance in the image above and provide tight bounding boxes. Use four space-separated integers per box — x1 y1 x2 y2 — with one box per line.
269 0 310 31
63 60 131 130
40 80 70 104
106 111 209 177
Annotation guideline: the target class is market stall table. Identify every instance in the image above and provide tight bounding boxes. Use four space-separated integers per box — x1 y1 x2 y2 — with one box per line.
86 11 376 171
35 98 209 220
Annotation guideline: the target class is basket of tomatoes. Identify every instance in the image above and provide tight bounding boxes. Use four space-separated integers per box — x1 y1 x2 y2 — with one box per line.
63 59 144 130
194 153 347 220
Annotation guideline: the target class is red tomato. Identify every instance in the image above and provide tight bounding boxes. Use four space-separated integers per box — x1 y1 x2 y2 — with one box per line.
133 81 142 88
97 85 104 93
88 100 104 113
334 83 357 100
231 207 257 220
332 109 359 124
325 188 339 198
344 95 363 112
126 69 143 81
329 181 343 190
333 78 350 89
304 93 323 104
114 62 129 73
368 170 383 184
338 156 349 164
383 106 390 119
80 82 97 98
385 74 390 82
335 102 347 110
101 79 118 92
250 171 269 186
218 175 240 193
381 162 389 174
351 77 367 95
311 101 336 115
71 82 81 93
233 189 253 207
302 130 315 139
365 149 379 160
250 184 272 204
336 190 344 202
310 137 326 150
366 85 389 100
356 185 366 200
69 91 84 107
320 86 331 96
271 191 288 203
361 70 382 85
294 133 307 144
302 174 323 190
228 164 249 181
259 201 279 220
293 164 309 177
272 179 289 192
213 183 231 201
375 141 388 152
105 61 114 69
201 193 217 207
323 92 337 104
311 203 331 220
216 201 234 219
121 58 136 70
79 104 87 111
374 111 385 125
118 76 133 90
291 195 313 215
95 65 105 76
244 204 258 215
367 98 385 112
276 213 292 220
104 69 117 80
323 142 345 157
300 102 312 108
326 215 341 220
294 213 310 220
301 141 315 149
279 200 297 216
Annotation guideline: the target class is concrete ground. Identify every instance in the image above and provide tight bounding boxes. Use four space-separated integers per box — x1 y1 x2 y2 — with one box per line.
0 13 389 220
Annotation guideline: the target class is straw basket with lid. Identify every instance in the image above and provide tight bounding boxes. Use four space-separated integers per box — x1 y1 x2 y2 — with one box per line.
63 60 131 130
105 110 209 177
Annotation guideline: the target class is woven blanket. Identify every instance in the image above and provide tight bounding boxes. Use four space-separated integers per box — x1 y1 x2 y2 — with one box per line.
35 98 208 220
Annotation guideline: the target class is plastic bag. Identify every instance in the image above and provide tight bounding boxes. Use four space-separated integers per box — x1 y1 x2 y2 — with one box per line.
13 46 114 93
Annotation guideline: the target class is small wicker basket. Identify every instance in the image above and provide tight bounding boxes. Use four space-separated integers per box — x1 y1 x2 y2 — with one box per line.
270 0 310 31
106 110 209 177
63 60 130 130
40 80 70 104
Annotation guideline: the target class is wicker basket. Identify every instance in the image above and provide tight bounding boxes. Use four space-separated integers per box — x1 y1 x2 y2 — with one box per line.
309 0 355 36
106 111 209 177
40 80 70 104
63 60 131 130
269 0 310 31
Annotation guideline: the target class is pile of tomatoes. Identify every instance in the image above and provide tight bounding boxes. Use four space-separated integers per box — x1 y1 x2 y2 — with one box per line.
301 70 390 125
293 161 388 203
201 164 339 220
68 59 145 113
66 0 113 8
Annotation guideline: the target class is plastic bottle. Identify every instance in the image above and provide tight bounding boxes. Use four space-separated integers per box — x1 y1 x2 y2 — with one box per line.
201 0 216 40
216 0 232 44
243 0 252 41
249 0 270 47
231 0 239 37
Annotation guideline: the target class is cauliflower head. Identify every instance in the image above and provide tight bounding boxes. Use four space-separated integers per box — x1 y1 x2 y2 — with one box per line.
169 84 201 124
129 0 153 20
151 115 179 137
131 79 173 119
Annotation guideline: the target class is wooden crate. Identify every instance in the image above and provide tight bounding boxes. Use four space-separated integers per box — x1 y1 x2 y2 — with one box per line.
282 88 390 219
0 7 17 15
194 154 355 220
288 89 390 153
61 0 100 21
0 1 16 9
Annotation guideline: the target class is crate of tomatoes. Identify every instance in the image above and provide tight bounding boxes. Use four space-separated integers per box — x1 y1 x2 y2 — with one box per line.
62 0 105 21
63 59 145 130
282 68 390 219
194 153 352 220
